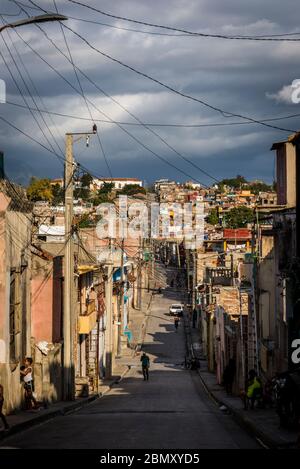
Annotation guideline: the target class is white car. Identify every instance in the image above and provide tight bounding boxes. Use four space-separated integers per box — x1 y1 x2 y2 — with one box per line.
169 304 184 316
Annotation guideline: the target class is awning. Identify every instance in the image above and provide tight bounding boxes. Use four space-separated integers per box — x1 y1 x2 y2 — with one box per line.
77 265 98 274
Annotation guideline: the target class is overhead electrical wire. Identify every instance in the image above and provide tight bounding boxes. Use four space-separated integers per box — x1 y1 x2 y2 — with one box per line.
64 0 300 42
0 33 64 166
5 100 300 129
16 1 298 136
19 4 220 184
0 115 107 181
14 1 300 40
61 23 297 134
18 0 218 183
52 0 113 178
7 0 297 191
0 16 65 160
8 0 298 197
7 24 211 187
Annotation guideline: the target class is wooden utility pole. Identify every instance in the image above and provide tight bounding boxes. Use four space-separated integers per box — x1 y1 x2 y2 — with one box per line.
117 238 125 356
176 241 181 268
187 249 190 303
63 133 75 401
137 236 142 310
63 128 97 400
105 239 113 378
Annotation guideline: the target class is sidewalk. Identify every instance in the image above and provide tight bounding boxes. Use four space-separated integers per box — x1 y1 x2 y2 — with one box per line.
0 369 129 442
0 291 154 443
185 315 299 449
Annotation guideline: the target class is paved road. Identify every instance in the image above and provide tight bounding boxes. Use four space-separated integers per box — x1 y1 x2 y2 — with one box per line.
2 268 260 449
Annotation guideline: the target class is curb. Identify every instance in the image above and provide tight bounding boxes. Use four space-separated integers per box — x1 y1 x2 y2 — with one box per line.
0 366 130 442
183 312 297 450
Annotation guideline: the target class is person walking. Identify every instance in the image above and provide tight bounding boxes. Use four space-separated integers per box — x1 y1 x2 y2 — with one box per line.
140 352 150 381
0 384 9 431
174 316 179 332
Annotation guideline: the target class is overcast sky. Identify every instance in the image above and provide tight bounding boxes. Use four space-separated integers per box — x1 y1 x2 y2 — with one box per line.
1 0 300 186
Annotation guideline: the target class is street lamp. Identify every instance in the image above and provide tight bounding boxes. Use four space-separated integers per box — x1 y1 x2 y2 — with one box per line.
0 13 68 34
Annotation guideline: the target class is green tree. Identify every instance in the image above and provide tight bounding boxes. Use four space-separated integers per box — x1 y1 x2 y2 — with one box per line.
74 187 90 201
80 172 93 188
220 175 248 190
119 184 146 196
249 181 272 195
27 177 53 202
92 182 115 205
206 208 219 225
51 183 64 205
99 182 114 194
224 206 254 228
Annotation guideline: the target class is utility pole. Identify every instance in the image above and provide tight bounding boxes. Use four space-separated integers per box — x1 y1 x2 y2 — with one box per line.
63 127 97 400
151 239 155 289
105 239 113 379
187 249 190 303
192 250 196 309
117 238 125 356
176 241 181 268
63 133 75 401
136 236 142 310
239 284 246 387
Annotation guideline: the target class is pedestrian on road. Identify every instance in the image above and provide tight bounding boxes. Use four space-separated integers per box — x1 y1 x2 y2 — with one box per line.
140 352 150 381
20 357 39 410
0 384 9 431
174 316 179 332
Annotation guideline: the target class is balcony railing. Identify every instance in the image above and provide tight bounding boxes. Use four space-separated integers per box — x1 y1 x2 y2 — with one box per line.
78 299 97 334
206 267 234 286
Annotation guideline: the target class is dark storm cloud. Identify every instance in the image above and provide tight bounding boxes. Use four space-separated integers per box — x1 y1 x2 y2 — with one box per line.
1 0 300 185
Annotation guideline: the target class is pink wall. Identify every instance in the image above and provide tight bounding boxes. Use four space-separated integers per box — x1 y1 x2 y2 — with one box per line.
31 256 62 344
31 274 54 343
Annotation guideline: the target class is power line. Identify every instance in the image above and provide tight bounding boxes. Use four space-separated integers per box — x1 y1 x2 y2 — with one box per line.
61 23 297 133
0 23 64 166
5 99 300 129
22 3 218 184
9 25 211 187
0 16 65 159
16 0 300 40
64 0 300 42
18 1 215 183
0 115 106 181
52 0 113 178
0 53 60 165
14 0 195 37
20 0 299 136
10 1 298 189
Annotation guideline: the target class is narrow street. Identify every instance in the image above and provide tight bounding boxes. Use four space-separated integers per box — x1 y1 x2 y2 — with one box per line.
2 267 260 449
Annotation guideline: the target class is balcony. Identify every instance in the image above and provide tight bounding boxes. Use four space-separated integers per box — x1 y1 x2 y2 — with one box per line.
78 300 97 334
206 267 233 286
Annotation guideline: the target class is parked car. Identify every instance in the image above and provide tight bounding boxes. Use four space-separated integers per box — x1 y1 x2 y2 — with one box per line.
169 304 183 317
